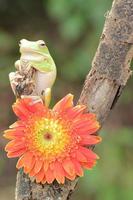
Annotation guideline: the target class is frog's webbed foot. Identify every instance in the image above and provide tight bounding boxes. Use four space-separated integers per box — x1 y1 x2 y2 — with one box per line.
41 88 51 107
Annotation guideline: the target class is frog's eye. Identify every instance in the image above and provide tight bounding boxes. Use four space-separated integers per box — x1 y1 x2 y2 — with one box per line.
40 43 45 47
19 40 22 46
19 39 27 46
38 40 46 47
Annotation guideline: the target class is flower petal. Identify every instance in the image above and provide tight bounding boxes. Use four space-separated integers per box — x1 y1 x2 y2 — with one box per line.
65 172 76 181
34 159 43 174
77 122 100 135
82 160 97 169
24 156 36 174
5 140 26 152
12 99 32 120
16 155 25 169
16 152 35 171
42 177 46 184
76 150 87 162
63 159 75 176
45 168 54 184
65 105 86 119
13 98 47 120
53 94 73 113
36 166 45 183
43 160 49 172
53 161 65 184
79 146 99 160
4 129 24 140
9 121 25 128
72 159 83 177
23 152 34 169
80 135 102 145
7 148 26 158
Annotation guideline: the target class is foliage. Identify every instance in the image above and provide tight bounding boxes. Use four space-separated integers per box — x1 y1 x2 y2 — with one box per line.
74 128 133 200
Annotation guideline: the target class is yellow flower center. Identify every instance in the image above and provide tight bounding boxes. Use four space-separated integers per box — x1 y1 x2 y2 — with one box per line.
26 117 72 162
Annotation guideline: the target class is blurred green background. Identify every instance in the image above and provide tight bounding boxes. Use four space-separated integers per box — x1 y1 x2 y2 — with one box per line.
0 0 133 200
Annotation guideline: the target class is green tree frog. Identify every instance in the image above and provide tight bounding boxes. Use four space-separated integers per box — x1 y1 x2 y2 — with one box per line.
10 39 57 106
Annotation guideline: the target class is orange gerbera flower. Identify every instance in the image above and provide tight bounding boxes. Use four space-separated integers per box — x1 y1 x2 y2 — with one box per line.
4 94 101 184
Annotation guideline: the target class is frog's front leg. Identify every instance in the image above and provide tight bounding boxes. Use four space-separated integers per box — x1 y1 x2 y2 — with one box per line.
9 71 35 97
9 72 23 95
41 88 51 107
15 60 32 74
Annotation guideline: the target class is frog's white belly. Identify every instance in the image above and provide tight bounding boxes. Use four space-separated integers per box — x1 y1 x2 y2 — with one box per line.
34 70 56 95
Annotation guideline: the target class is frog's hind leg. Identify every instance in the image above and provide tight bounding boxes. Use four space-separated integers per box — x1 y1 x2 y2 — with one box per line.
41 88 51 107
22 88 51 107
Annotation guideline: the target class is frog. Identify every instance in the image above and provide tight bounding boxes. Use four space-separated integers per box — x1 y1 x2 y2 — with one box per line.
9 39 57 106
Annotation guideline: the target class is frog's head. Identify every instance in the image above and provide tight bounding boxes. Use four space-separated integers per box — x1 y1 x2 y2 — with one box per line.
19 39 50 61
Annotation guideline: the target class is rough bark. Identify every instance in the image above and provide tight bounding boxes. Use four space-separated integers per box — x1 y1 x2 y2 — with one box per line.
14 0 133 199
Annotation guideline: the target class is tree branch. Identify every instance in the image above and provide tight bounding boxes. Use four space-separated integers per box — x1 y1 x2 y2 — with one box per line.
14 0 133 199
